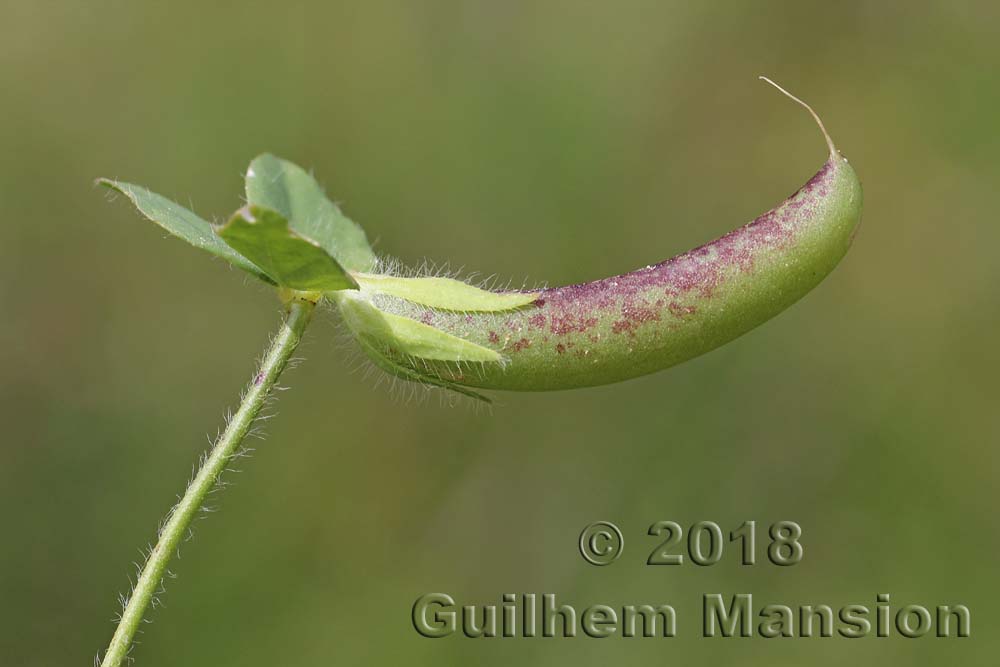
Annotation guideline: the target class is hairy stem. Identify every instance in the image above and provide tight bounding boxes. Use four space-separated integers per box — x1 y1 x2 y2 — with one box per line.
99 298 315 667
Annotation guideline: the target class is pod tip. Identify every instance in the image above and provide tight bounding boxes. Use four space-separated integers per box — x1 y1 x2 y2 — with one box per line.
758 76 838 160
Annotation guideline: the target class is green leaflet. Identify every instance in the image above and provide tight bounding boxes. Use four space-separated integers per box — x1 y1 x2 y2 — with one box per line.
356 335 492 403
245 154 377 272
218 206 357 291
355 274 539 311
99 179 274 284
337 294 501 363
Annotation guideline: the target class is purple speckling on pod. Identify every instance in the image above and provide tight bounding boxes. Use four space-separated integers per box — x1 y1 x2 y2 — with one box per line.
353 79 863 393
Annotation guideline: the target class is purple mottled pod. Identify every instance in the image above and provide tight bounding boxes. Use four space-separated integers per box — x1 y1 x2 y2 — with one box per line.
342 81 863 395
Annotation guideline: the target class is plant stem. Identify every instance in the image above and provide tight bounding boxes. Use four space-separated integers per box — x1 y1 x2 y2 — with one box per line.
100 298 315 667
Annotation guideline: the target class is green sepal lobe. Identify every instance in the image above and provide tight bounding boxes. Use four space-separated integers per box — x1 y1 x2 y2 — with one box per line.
337 294 502 363
355 274 539 312
356 335 492 403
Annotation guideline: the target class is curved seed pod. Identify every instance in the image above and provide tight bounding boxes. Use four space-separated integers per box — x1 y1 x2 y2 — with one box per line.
343 79 863 393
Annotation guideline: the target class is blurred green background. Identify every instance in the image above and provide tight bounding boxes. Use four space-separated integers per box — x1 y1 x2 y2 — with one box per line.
2 1 997 665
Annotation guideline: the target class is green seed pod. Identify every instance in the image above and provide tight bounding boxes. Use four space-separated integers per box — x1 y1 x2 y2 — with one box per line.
339 79 863 395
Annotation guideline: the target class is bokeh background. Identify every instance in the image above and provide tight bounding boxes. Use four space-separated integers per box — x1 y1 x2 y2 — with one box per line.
2 1 998 665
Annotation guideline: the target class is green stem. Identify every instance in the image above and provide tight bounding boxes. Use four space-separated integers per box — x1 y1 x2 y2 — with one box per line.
99 298 316 667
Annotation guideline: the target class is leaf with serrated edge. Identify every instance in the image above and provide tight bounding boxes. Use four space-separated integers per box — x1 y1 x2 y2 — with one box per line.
99 179 273 283
338 294 501 363
355 274 538 311
218 205 357 291
245 154 376 272
356 335 492 403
